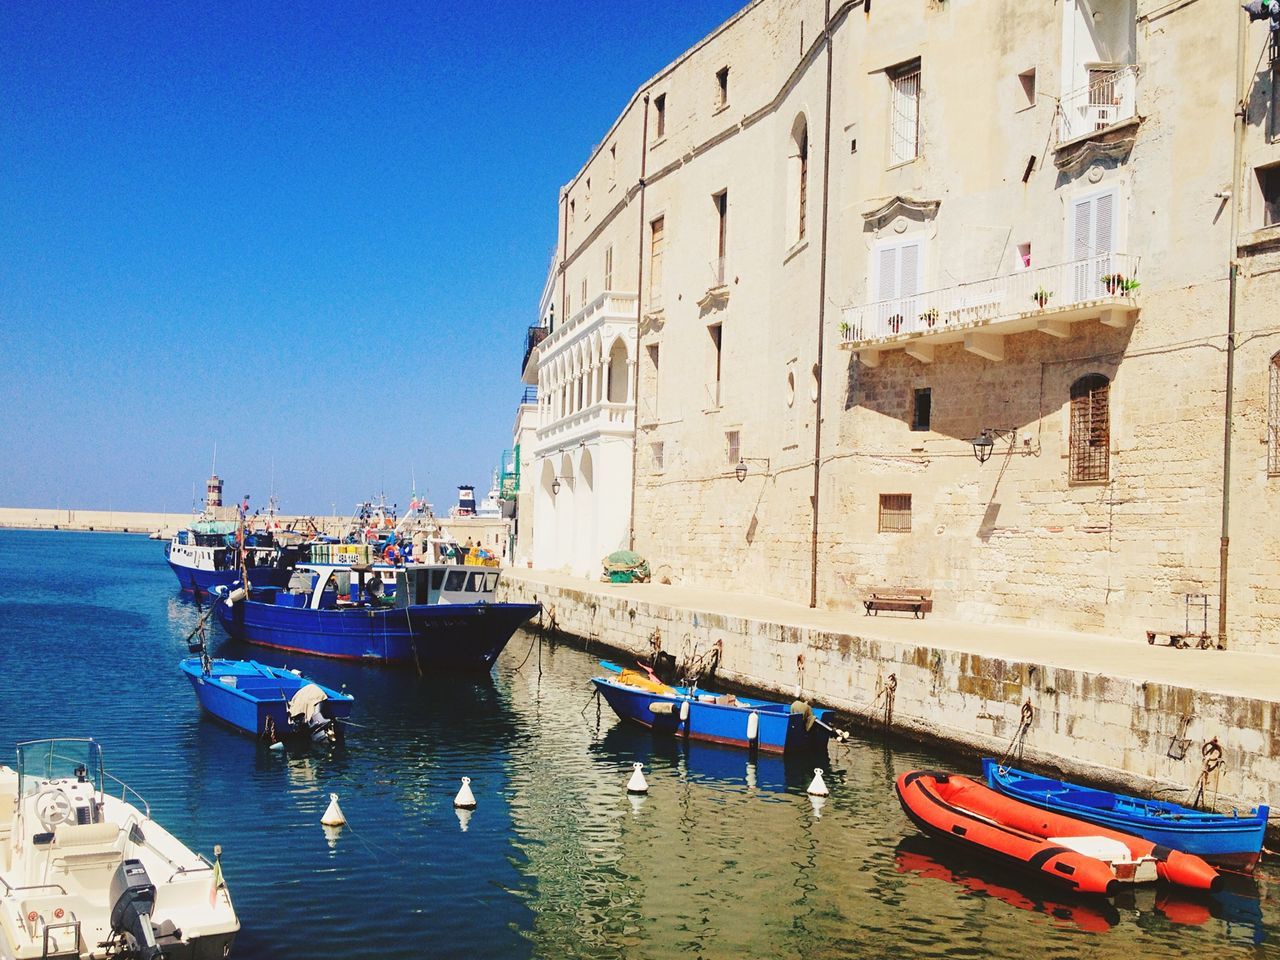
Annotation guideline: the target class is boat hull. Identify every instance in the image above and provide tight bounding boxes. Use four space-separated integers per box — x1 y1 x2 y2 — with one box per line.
168 559 292 596
896 771 1221 896
215 598 540 670
982 758 1268 871
180 658 353 738
591 677 829 755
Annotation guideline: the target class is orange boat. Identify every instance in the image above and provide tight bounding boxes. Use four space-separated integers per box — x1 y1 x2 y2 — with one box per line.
896 771 1221 896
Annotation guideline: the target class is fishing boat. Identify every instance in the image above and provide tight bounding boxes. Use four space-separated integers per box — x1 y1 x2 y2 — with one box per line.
180 657 354 744
590 663 830 755
983 759 1269 871
164 520 297 595
214 564 540 670
896 770 1221 896
0 738 239 959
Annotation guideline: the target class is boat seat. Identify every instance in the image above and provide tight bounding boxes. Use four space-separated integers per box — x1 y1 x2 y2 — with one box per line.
50 823 124 874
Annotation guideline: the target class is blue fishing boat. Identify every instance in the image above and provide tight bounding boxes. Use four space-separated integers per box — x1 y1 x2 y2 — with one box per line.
180 656 355 743
591 664 830 755
983 759 1269 871
213 564 540 670
165 520 297 595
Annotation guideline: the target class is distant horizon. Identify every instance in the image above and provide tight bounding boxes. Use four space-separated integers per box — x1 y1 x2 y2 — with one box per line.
0 0 746 515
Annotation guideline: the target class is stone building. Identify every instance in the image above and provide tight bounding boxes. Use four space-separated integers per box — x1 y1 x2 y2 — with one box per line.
516 0 1280 653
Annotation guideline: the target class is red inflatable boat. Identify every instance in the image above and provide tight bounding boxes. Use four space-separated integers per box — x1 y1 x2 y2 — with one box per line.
896 771 1221 896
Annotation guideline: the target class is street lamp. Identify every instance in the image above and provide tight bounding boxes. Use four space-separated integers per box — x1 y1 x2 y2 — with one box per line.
734 457 770 482
551 477 562 495
971 429 995 464
735 460 748 483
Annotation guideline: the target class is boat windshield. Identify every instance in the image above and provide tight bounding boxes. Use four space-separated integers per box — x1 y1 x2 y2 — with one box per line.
16 738 105 798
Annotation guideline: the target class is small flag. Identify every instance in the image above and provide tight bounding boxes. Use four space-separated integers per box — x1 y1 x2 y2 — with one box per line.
209 858 224 907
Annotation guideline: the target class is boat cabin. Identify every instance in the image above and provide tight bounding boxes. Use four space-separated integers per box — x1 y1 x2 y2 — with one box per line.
265 563 501 610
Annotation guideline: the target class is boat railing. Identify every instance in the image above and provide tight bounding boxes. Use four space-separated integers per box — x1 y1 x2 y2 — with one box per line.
0 879 68 896
103 771 151 820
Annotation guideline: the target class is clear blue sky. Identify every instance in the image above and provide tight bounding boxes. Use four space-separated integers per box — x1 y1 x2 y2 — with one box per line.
0 0 744 516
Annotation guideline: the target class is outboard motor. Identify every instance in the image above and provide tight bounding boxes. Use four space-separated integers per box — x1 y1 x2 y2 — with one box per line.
109 859 163 960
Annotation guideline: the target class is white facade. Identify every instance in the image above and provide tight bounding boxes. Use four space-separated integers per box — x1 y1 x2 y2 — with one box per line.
527 292 638 577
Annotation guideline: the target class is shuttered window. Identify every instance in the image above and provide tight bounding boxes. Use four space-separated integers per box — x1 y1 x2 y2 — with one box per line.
650 217 665 305
1070 374 1111 482
889 61 921 165
1270 355 1280 476
878 494 912 533
1072 189 1116 300
875 240 922 332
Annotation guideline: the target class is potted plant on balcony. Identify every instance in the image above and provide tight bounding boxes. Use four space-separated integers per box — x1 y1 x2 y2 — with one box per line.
888 313 905 334
1032 287 1052 309
921 306 940 329
838 320 852 338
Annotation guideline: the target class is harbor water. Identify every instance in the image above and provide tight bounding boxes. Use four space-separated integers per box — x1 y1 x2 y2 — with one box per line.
0 529 1274 958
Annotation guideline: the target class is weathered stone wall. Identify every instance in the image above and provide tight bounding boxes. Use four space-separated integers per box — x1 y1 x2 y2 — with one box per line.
500 574 1280 824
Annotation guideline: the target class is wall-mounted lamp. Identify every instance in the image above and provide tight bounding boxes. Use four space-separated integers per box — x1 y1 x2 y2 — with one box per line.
970 428 1018 464
734 457 771 482
551 477 563 495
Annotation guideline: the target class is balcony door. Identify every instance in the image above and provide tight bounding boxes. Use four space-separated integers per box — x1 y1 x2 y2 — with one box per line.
1071 189 1116 303
874 239 923 334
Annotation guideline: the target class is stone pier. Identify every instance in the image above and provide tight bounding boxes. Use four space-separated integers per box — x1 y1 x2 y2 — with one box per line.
499 568 1280 832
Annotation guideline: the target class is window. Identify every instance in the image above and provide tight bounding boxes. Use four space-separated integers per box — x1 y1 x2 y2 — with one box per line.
1016 242 1032 270
651 441 665 471
911 388 931 431
647 343 660 416
650 216 665 304
654 93 667 138
604 245 613 290
444 570 466 591
1018 69 1036 109
709 323 723 406
569 199 575 225
1069 374 1111 482
1071 189 1116 299
1259 166 1280 227
725 430 740 465
581 277 587 306
1270 355 1280 476
716 66 729 107
714 190 728 283
875 239 923 324
609 144 617 186
889 60 921 165
798 124 809 240
878 494 912 533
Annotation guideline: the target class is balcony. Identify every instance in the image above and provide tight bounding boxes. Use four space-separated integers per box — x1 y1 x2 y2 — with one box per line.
537 292 639 361
698 257 730 311
839 253 1140 365
521 325 548 383
1058 65 1138 144
534 400 634 452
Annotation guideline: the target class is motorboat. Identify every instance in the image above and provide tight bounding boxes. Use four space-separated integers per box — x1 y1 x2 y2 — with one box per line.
0 738 238 959
180 657 354 744
214 564 539 670
983 759 1269 872
590 662 830 755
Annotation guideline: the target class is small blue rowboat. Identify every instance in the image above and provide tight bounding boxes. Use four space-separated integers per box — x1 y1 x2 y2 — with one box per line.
983 759 1269 872
180 657 355 744
591 666 830 755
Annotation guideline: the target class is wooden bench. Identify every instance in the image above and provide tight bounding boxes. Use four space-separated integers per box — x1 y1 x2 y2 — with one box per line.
863 588 933 619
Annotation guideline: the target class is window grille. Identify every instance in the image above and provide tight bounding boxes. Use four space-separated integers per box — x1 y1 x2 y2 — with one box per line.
798 126 809 240
1069 374 1110 482
1270 355 1280 476
889 63 921 165
878 494 912 533
651 442 665 471
726 430 740 465
604 245 613 290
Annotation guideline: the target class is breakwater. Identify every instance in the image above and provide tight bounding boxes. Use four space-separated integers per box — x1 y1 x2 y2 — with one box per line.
498 569 1280 832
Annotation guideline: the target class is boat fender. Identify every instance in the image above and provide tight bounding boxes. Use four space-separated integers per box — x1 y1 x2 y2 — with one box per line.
627 763 649 794
321 793 345 826
746 711 759 744
454 777 477 810
791 700 816 732
807 769 830 797
679 700 690 723
224 587 248 607
648 702 677 717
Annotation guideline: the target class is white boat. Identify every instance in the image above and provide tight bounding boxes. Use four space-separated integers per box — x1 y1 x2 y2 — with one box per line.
0 739 238 959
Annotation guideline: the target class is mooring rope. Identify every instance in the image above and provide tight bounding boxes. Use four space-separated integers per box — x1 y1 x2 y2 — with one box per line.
1190 737 1225 810
997 699 1035 769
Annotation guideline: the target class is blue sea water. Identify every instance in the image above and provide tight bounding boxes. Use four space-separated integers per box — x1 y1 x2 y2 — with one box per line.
0 529 1274 959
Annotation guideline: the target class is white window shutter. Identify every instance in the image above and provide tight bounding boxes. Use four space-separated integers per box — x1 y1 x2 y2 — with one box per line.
900 243 921 296
1073 198 1093 259
878 246 900 300
1094 192 1115 255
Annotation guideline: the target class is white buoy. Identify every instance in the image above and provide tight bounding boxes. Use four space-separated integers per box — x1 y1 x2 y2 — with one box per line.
746 711 759 744
806 768 829 797
321 792 346 826
454 777 477 809
455 807 473 833
627 762 649 794
269 740 285 752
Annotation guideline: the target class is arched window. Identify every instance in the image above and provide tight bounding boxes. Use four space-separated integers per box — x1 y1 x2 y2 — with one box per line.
1270 354 1280 476
798 126 809 240
787 115 808 245
607 339 630 403
1069 374 1110 482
